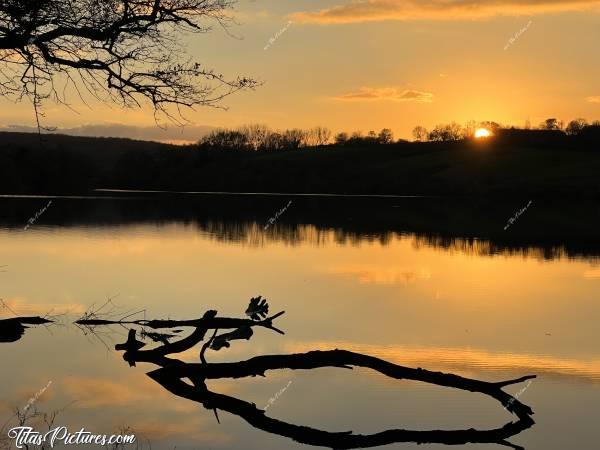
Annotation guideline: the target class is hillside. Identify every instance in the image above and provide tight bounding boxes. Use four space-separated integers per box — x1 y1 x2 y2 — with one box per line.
1 130 600 197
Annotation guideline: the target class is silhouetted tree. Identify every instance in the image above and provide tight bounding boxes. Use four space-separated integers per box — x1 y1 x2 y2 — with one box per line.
462 120 479 139
334 132 349 145
540 118 562 131
0 0 258 123
305 127 332 146
346 131 364 145
239 124 270 151
282 129 305 149
201 129 249 151
197 126 329 151
263 132 285 151
428 122 463 142
333 129 396 146
378 128 394 144
479 121 502 134
566 118 588 135
412 126 428 142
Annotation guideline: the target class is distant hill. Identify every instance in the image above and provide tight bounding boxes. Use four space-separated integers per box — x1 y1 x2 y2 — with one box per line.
1 130 600 197
0 131 177 193
0 123 214 144
0 130 176 154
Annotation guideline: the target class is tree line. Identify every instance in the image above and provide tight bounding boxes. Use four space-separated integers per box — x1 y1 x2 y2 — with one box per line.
198 125 332 151
198 126 398 150
197 117 600 152
412 118 600 142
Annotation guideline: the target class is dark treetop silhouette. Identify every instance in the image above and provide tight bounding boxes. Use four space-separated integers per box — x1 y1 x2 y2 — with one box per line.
0 0 258 124
76 297 540 450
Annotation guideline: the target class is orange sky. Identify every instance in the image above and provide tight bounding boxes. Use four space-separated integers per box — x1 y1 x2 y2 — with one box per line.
1 0 600 140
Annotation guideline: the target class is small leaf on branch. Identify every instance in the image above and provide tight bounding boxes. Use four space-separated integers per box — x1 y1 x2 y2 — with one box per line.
246 296 269 321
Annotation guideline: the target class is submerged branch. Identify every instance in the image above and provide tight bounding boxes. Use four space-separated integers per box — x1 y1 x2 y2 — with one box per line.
0 316 54 343
108 296 536 449
158 349 536 418
147 349 536 449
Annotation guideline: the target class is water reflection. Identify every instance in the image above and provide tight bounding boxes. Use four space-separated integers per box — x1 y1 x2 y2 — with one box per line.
1 195 599 450
1 195 600 260
0 316 52 343
82 299 536 450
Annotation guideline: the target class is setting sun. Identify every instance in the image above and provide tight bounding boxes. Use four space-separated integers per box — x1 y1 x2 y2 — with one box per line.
474 128 492 139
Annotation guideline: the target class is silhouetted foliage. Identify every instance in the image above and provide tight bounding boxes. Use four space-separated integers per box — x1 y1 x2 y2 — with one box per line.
197 125 330 152
462 120 479 139
201 129 249 151
480 121 501 134
239 124 270 151
566 118 588 135
334 132 349 145
305 126 332 146
412 121 503 142
282 129 305 149
378 128 394 144
540 118 563 131
333 129 396 146
0 0 258 123
2 113 600 195
412 126 428 142
246 296 269 320
428 122 463 142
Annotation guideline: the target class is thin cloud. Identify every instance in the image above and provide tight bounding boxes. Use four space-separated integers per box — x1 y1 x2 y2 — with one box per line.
0 297 86 317
291 0 600 24
586 96 600 103
0 123 215 144
334 87 434 103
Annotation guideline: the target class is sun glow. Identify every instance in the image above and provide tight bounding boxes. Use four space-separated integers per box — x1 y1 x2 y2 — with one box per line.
474 128 492 138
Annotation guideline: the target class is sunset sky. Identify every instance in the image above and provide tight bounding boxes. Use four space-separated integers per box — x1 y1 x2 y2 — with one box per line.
1 0 600 140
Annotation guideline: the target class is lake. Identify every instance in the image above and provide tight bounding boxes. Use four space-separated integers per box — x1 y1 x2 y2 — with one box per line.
1 194 599 450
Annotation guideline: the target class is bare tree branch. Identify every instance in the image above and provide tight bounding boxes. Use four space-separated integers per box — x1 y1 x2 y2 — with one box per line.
0 0 259 125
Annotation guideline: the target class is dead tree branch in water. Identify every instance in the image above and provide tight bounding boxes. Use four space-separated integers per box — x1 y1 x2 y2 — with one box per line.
109 297 536 449
149 359 535 450
157 350 535 418
75 295 286 348
76 311 285 334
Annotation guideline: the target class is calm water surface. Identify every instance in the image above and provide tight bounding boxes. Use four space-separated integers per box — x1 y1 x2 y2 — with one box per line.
1 196 599 450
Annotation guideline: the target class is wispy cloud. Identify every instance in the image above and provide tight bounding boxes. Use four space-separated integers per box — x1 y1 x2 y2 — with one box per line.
0 123 214 144
0 297 86 317
586 96 600 103
291 0 600 24
334 87 434 103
